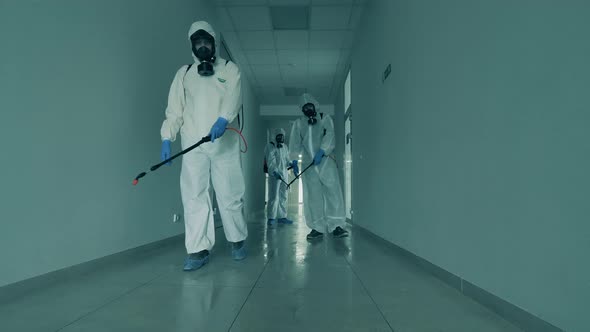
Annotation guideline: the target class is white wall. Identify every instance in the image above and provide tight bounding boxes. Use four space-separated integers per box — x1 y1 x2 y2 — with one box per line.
0 0 261 287
352 0 590 330
240 84 266 220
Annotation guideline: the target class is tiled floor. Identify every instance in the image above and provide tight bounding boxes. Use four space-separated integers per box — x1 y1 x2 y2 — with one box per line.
0 205 521 332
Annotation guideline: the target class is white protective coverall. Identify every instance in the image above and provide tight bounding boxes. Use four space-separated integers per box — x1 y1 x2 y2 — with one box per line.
160 21 247 254
265 128 290 220
289 94 346 233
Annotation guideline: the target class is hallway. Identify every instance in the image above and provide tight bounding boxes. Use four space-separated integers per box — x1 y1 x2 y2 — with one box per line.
1 0 586 330
0 205 520 332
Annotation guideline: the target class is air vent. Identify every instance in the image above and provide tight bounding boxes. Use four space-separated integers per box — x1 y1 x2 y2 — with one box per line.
270 6 309 30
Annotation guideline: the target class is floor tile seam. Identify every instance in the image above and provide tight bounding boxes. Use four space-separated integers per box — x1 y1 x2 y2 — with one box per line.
53 269 170 331
344 256 396 332
147 281 256 289
252 284 365 291
227 251 274 331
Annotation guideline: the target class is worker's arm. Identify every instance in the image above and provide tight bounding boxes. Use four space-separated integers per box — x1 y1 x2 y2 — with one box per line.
285 144 293 168
288 120 303 161
160 66 188 142
320 115 336 156
266 144 280 176
219 62 242 123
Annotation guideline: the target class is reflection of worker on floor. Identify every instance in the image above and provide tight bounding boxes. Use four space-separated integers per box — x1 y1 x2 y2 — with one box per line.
289 93 349 240
265 128 296 227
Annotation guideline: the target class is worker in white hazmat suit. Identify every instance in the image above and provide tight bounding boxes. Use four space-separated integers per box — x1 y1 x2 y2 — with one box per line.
160 21 248 271
289 93 349 240
265 128 295 227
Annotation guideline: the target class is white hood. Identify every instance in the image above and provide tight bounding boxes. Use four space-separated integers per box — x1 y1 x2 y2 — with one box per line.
272 128 286 137
187 21 219 64
299 93 320 113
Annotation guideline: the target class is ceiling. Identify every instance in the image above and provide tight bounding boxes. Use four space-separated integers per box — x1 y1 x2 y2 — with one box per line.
214 0 366 105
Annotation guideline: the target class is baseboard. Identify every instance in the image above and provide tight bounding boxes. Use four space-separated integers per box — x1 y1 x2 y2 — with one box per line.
461 280 564 332
353 225 563 332
0 234 183 304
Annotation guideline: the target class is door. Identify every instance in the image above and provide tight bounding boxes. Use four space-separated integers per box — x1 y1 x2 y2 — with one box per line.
344 107 353 222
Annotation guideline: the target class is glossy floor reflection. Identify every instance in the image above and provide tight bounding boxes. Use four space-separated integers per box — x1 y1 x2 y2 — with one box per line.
0 204 521 332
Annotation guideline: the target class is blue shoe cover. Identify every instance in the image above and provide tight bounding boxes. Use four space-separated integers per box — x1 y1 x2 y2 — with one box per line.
183 255 209 271
232 246 247 261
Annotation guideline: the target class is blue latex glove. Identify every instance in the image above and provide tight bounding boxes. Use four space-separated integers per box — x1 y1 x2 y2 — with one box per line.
209 117 229 143
161 140 172 166
313 149 325 165
291 160 299 176
273 171 282 180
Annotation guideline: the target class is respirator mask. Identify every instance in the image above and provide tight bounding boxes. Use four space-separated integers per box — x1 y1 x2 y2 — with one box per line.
302 103 317 125
191 30 216 76
275 134 285 148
